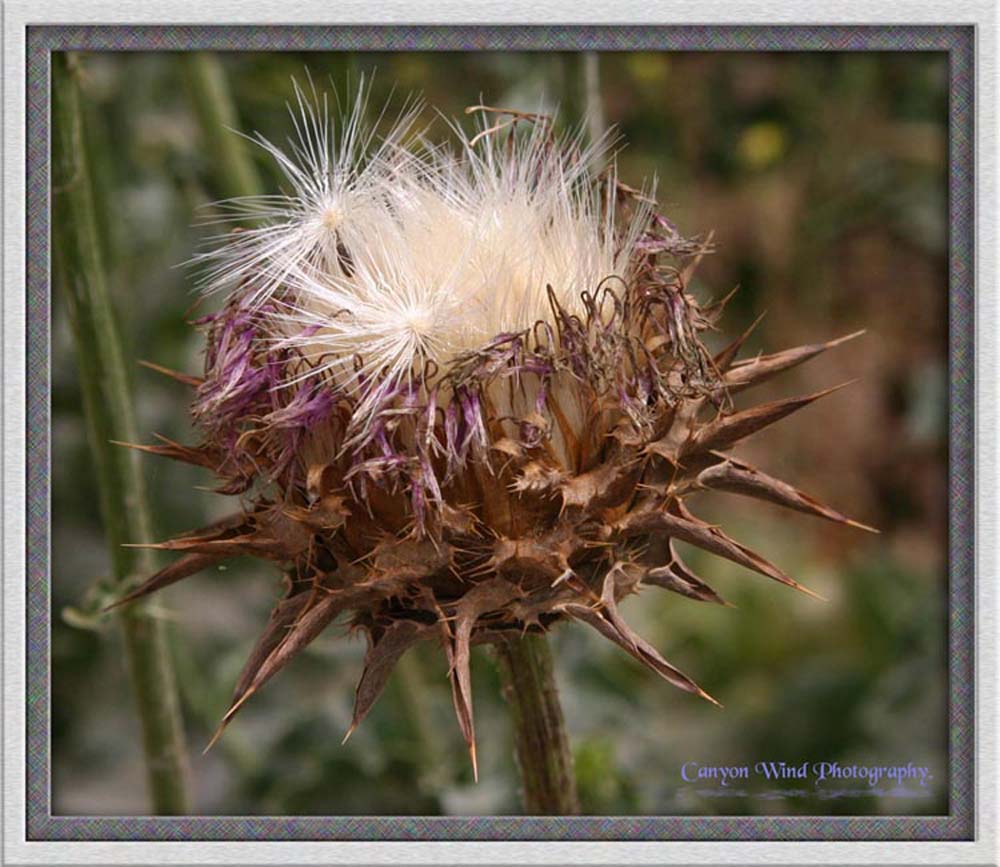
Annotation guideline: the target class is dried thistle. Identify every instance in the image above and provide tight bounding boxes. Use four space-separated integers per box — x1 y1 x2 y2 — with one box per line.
113 82 872 779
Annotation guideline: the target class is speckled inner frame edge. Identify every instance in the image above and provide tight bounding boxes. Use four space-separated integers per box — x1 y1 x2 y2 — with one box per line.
23 24 974 843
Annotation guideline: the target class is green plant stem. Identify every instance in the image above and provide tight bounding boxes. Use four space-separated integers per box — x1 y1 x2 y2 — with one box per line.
494 634 580 814
52 52 190 815
182 52 263 200
395 652 454 793
581 52 605 170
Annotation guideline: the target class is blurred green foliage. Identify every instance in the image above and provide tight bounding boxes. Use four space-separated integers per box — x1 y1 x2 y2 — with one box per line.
52 50 949 817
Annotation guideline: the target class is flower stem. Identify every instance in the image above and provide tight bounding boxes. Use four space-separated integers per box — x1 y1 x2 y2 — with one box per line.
181 52 263 200
581 52 606 159
395 652 455 794
52 52 190 815
494 633 580 814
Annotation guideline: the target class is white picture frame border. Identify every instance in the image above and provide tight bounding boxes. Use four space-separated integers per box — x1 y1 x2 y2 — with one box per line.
3 2 996 864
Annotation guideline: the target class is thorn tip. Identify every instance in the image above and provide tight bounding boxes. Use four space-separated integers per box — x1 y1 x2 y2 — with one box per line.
469 741 479 782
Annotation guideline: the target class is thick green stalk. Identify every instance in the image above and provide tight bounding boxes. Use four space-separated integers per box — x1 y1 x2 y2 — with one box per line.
495 634 579 814
181 52 263 200
581 52 605 156
395 652 454 793
52 52 190 815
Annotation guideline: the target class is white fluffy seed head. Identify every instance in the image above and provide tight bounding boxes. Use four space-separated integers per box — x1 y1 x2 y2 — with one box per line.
193 83 655 399
190 75 425 307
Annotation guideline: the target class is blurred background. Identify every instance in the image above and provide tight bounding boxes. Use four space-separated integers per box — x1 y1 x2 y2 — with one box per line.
51 51 949 817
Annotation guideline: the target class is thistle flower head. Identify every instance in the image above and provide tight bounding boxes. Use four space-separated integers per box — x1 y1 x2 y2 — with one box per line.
118 82 871 778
